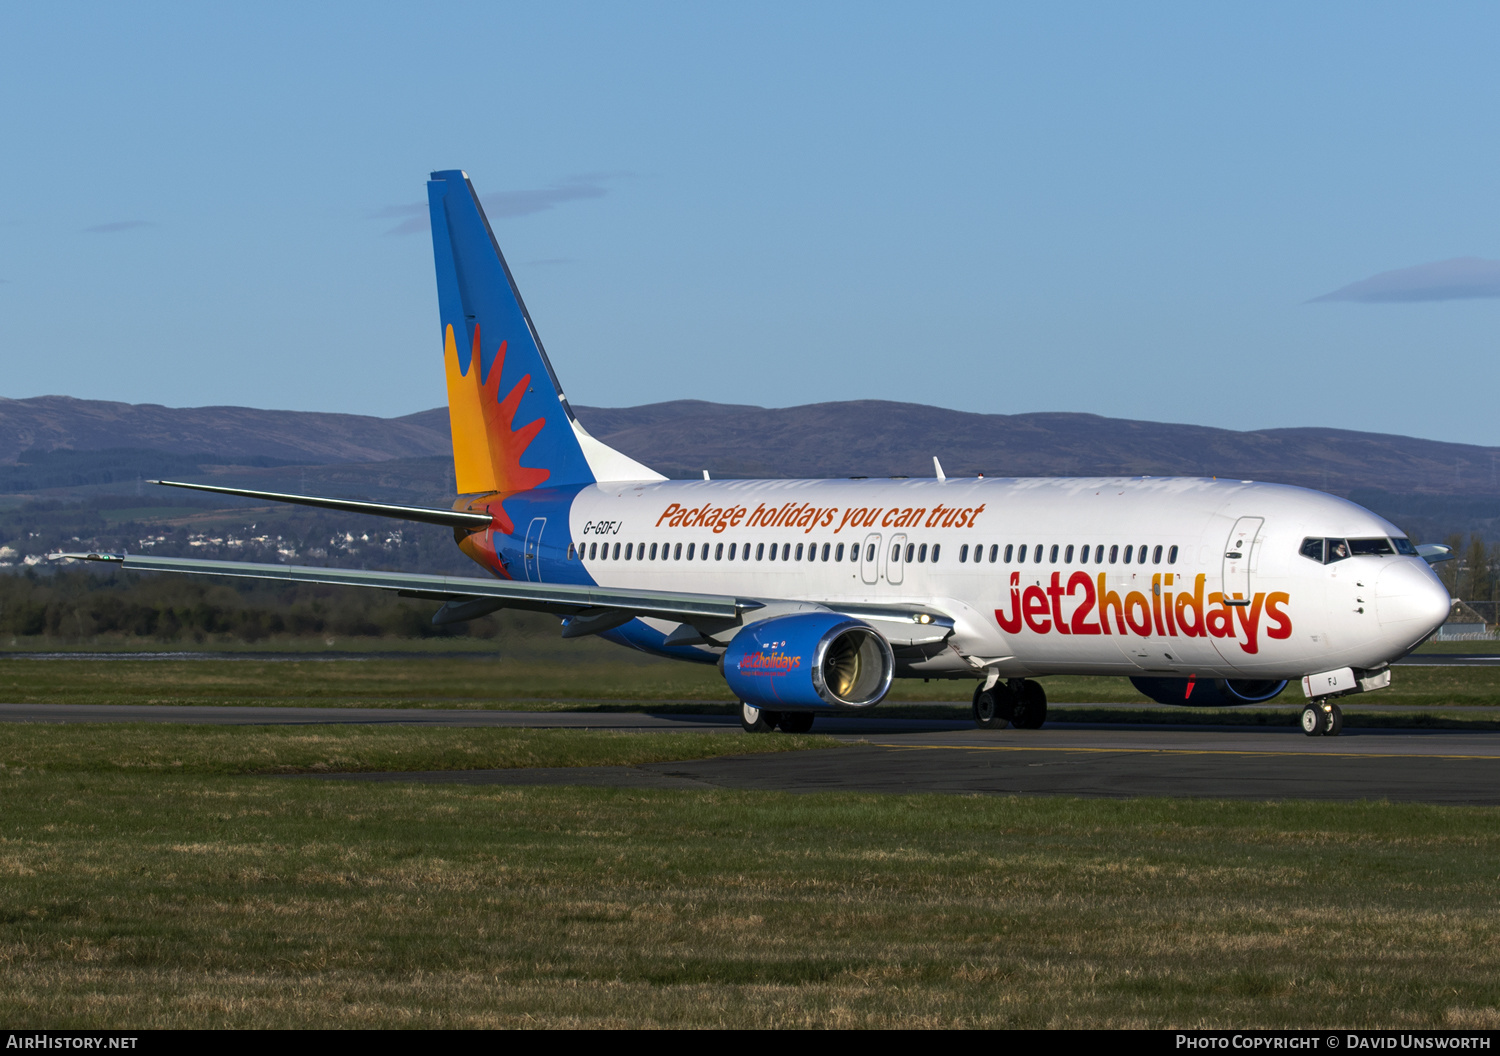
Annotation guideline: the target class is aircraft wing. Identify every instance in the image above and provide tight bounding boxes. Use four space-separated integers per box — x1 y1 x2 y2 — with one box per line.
53 551 752 624
50 551 954 645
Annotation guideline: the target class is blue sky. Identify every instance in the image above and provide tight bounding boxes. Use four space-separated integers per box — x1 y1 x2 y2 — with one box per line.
2 3 1499 444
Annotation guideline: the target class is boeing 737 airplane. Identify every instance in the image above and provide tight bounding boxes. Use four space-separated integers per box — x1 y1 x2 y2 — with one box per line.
59 170 1454 737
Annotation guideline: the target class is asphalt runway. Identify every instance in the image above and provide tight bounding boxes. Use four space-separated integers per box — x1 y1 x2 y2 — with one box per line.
1396 654 1500 666
5 702 1500 804
311 719 1500 804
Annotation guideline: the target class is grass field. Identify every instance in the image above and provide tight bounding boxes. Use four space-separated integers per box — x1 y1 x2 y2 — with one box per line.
0 634 513 655
0 722 835 776
4 653 1500 726
1 721 1498 1027
1410 640 1500 653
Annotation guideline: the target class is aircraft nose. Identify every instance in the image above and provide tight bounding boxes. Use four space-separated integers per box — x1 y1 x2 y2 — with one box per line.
1375 560 1452 636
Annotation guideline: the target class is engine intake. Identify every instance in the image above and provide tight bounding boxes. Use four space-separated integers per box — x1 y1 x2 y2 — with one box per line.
724 613 894 710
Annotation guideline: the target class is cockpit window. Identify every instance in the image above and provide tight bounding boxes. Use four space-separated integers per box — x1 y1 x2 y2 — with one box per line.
1304 535 1400 563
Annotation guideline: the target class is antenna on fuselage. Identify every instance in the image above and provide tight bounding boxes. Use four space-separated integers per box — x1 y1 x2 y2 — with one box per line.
933 457 947 483
702 470 711 481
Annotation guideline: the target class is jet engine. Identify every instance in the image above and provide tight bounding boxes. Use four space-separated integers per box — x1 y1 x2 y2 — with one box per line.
1129 676 1288 707
723 613 894 710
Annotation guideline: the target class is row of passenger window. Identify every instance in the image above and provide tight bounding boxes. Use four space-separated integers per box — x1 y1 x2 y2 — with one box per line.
570 540 877 563
568 539 1179 567
958 542 1179 566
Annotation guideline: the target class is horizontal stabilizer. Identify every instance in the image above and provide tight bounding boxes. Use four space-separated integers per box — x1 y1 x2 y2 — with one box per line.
150 480 493 530
1417 543 1455 565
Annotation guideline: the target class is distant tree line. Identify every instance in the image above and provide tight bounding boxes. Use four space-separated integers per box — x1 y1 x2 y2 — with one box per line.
0 567 547 643
1438 533 1500 612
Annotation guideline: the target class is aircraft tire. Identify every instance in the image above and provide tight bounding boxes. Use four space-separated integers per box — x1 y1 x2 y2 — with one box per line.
777 712 815 734
1301 704 1327 736
1323 703 1343 737
741 703 779 733
972 683 1015 730
1012 680 1048 729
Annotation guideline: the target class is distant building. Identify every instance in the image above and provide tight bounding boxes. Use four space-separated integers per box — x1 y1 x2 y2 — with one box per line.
1434 622 1491 641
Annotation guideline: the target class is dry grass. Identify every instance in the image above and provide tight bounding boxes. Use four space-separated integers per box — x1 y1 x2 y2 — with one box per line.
1 761 1498 1027
0 722 836 776
0 656 738 709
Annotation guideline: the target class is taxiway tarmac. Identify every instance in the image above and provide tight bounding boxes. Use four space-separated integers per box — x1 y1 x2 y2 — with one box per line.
4 702 1499 804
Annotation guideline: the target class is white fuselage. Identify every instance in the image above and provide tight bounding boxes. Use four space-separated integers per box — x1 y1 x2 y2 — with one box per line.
563 475 1450 680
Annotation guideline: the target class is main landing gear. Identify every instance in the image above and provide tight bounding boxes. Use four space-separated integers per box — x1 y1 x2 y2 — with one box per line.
740 703 815 734
972 679 1047 730
1301 701 1344 737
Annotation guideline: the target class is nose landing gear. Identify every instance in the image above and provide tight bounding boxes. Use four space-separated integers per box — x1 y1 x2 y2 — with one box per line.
1301 701 1344 737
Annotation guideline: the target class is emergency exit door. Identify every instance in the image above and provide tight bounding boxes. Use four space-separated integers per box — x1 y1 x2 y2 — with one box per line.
886 534 907 585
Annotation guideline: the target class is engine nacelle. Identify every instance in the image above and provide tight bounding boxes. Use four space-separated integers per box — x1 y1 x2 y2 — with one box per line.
723 613 895 710
1129 676 1288 707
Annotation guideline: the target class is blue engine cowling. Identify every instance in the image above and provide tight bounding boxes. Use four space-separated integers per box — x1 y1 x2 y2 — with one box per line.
1129 676 1288 706
723 613 895 710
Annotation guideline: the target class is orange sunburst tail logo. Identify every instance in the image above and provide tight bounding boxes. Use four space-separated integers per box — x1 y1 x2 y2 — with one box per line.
444 323 551 501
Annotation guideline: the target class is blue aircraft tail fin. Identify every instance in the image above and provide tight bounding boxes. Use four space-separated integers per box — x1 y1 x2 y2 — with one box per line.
427 169 661 494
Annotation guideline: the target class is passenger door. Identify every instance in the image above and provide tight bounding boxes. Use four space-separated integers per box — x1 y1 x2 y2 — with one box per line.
1222 517 1263 604
886 533 907 585
524 517 546 582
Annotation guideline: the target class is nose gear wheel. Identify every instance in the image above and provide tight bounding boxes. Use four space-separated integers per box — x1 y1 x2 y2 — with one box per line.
1301 702 1343 736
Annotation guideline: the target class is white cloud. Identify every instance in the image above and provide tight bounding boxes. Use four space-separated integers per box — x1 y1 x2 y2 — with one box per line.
1311 257 1500 303
372 174 627 236
84 220 156 234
